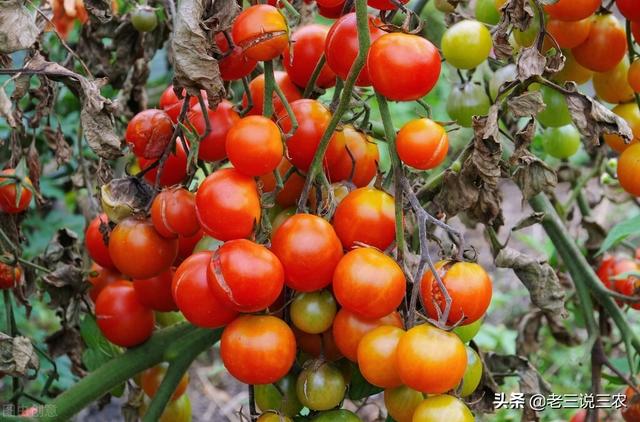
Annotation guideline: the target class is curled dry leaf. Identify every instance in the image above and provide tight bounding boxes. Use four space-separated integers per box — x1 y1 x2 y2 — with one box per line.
510 120 557 200
493 0 535 60
99 177 155 223
0 0 40 53
83 0 114 23
516 47 547 82
517 310 579 358
512 212 545 231
507 91 545 118
46 327 86 377
0 85 17 127
43 125 73 165
0 333 39 378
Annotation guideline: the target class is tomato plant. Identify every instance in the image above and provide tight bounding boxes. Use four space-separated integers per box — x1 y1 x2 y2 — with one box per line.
187 100 240 162
151 187 200 239
296 360 346 410
396 118 449 170
441 20 492 70
232 5 289 61
332 308 403 361
290 289 337 334
283 25 336 89
125 109 174 159
226 115 283 177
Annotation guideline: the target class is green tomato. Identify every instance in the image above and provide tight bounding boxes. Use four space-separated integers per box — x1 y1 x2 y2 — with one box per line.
513 2 540 47
290 290 337 334
489 64 516 100
475 0 501 25
433 0 455 13
254 374 303 417
311 410 362 422
155 311 186 327
442 20 493 69
384 385 424 422
535 85 572 128
541 124 581 159
459 347 483 397
131 6 158 33
296 361 346 411
447 83 491 128
453 318 482 343
412 395 474 422
193 235 222 253
272 207 295 232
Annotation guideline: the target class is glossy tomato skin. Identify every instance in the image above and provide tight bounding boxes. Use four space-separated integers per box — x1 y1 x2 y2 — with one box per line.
175 228 205 265
357 325 404 388
541 124 581 159
151 188 200 239
207 239 284 312
195 168 261 241
0 169 33 214
138 139 188 187
546 17 592 49
86 213 115 269
332 188 395 251
544 0 600 22
317 0 351 18
459 346 482 397
141 363 188 400
536 84 572 128
88 262 120 302
633 21 640 44
290 290 337 334
412 395 474 422
604 103 640 153
226 116 283 177
133 269 178 312
324 125 379 187
618 143 640 197
629 59 640 93
396 324 467 394
172 251 238 327
214 32 258 81
0 263 21 290
125 109 174 159
593 57 635 104
271 213 344 292
242 71 302 116
296 361 346 411
325 13 385 87
596 255 618 290
616 0 640 21
572 14 627 73
333 247 406 319
232 5 289 61
332 308 403 361
255 374 304 417
220 315 296 384
283 25 336 89
368 0 407 10
95 280 155 347
396 118 449 170
384 386 424 422
622 385 640 422
187 100 240 162
260 159 306 207
441 20 492 70
159 86 199 123
446 82 491 128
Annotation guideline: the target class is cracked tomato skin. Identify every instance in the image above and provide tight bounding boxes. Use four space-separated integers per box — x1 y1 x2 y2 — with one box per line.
215 32 258 81
151 187 200 239
396 118 449 170
283 25 336 89
0 169 33 214
232 5 289 61
125 109 175 159
324 125 379 187
159 86 199 123
86 213 115 269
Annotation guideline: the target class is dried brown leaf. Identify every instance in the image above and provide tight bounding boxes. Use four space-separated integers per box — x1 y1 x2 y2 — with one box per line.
516 47 546 81
510 120 557 200
0 85 16 127
99 177 155 222
46 327 86 377
0 333 39 377
0 0 40 53
508 91 545 118
493 0 534 60
43 125 73 165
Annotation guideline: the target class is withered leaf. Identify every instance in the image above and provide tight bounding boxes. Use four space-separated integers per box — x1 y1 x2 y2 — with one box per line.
510 120 557 200
516 47 546 81
0 333 39 377
516 311 543 356
508 91 545 118
100 177 155 222
43 125 73 165
493 0 534 60
0 85 16 127
43 264 84 289
27 139 41 196
512 212 545 231
0 0 40 53
84 0 114 23
46 327 86 377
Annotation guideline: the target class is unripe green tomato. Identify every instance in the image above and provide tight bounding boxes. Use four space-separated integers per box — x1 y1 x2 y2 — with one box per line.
541 124 581 159
535 85 572 128
131 6 158 33
442 20 493 70
489 64 517 100
475 0 501 25
412 395 474 422
155 311 186 327
311 410 362 421
254 374 303 417
433 0 455 13
453 318 482 343
447 83 491 127
513 1 540 47
296 361 346 411
384 385 424 422
290 290 337 334
272 207 296 232
459 347 482 397
193 235 222 253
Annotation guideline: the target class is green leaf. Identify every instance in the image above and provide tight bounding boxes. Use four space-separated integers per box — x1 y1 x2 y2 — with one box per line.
79 315 122 363
597 214 640 255
347 364 383 401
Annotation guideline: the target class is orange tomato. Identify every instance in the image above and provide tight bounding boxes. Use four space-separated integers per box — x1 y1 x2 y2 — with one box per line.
357 325 404 388
553 49 593 85
618 143 640 197
593 57 635 104
396 118 449 170
141 363 189 401
332 308 403 361
231 5 289 61
572 14 627 73
629 59 640 93
259 159 306 208
324 125 379 187
226 116 284 177
546 16 592 49
603 103 640 153
544 0 600 22
242 71 302 117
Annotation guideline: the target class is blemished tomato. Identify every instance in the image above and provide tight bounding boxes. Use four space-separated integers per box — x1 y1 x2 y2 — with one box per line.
546 17 592 49
95 280 155 347
441 20 492 70
325 13 385 86
544 0 600 22
125 109 174 159
412 395 474 422
257 413 293 422
140 393 192 422
141 363 188 401
611 259 640 309
421 261 492 326
453 318 482 343
368 0 407 11
0 169 33 214
622 385 640 422
475 0 500 25
536 84 572 128
384 386 424 422
109 218 178 279
572 14 627 73
290 290 337 334
459 346 482 397
226 116 283 177
255 374 303 417
593 58 635 104
187 100 240 162
0 263 21 290
357 325 404 388
332 187 395 251
214 32 258 81
242 71 302 116
133 269 178 312
207 239 284 312
87 263 120 302
220 315 296 384
541 124 581 159
151 188 200 239
434 0 455 12
283 25 336 89
629 59 640 93
396 118 449 170
604 103 640 153
618 143 640 197
296 361 346 411
271 213 343 292
159 86 199 123
596 255 618 290
294 326 343 361
86 213 115 269
446 82 491 128
396 324 467 394
232 5 289 61
554 49 593 85
617 0 640 21
324 125 379 187
311 410 361 422
260 159 306 208
172 251 238 328
138 139 188 187
195 168 261 241
332 308 403 361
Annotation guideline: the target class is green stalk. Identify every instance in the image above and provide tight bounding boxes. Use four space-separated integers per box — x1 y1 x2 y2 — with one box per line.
263 60 276 118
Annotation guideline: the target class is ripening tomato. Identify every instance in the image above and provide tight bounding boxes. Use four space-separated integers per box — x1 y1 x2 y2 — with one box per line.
138 139 188 187
109 218 178 279
271 213 343 291
396 118 449 170
597 255 619 290
125 109 174 159
332 187 395 251
195 168 261 241
151 188 200 239
546 17 592 49
475 0 500 24
242 71 302 116
541 124 582 159
50 0 88 39
255 374 304 417
187 100 240 162
368 0 407 10
535 84 572 128
357 325 404 388
226 116 283 177
140 393 192 422
294 326 343 361
324 125 379 187
446 82 491 128
454 318 483 343
396 324 467 394
259 159 306 208
0 262 21 290
384 386 424 422
332 308 404 361
86 213 115 269
290 290 337 334
220 315 296 384
133 269 178 312
214 32 258 81
412 395 474 422
459 346 482 397
325 13 385 86
593 58 635 104
421 261 492 326
617 0 640 21
257 413 293 422
554 49 593 85
544 0 600 21
95 280 155 347
622 385 640 422
618 143 640 197
283 25 336 89
629 59 640 93
296 360 346 411
0 169 33 214
611 259 640 309
572 14 627 73
441 20 492 70
141 363 188 401
232 5 289 61
159 86 199 123
604 103 640 153
87 262 120 302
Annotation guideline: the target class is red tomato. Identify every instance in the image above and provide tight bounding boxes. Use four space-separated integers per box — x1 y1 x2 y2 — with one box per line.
572 14 627 73
214 32 258 81
187 100 240 162
172 251 238 328
226 116 283 177
618 143 640 197
617 0 640 21
151 188 200 239
332 187 395 251
357 325 404 388
270 213 344 292
546 17 592 49
277 99 332 172
396 118 449 170
141 363 189 401
95 280 155 347
242 71 302 116
611 259 640 309
138 139 188 187
332 308 404 361
420 261 492 326
317 0 351 18
87 262 120 302
324 125 379 187
134 269 178 312
220 315 296 384
283 25 336 89
368 0 408 10
232 5 289 61
85 213 115 269
622 385 640 422
0 169 33 214
0 262 21 290
207 239 284 312
259 159 307 208
159 86 199 123
195 168 261 241
125 109 174 159
175 228 204 265
596 255 618 290
544 0 600 21
325 13 385 86
294 327 343 361
109 218 178 279
633 21 640 44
